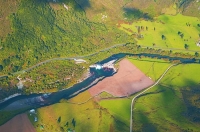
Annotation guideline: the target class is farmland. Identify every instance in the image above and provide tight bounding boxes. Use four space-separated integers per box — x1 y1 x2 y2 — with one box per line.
128 57 171 81
0 0 200 131
30 91 128 132
119 14 200 50
132 64 200 131
98 58 200 131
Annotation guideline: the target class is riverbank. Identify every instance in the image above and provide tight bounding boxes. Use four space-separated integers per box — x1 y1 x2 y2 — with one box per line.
0 93 21 104
0 52 200 126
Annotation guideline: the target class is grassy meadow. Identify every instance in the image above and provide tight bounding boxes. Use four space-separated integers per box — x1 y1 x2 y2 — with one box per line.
119 14 200 50
132 64 200 131
99 98 131 126
97 58 200 131
132 63 200 131
30 91 128 132
161 63 200 87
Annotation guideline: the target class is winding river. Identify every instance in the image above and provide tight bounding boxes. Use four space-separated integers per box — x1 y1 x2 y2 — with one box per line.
0 53 199 124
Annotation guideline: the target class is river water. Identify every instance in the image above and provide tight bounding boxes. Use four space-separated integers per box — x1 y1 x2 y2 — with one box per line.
0 53 199 117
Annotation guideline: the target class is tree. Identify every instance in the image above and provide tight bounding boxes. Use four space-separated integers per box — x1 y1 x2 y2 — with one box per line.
162 35 166 40
195 52 199 57
72 118 76 127
184 44 189 49
57 116 61 123
180 33 184 38
137 45 141 49
169 50 172 54
137 26 141 34
0 65 3 71
65 122 69 126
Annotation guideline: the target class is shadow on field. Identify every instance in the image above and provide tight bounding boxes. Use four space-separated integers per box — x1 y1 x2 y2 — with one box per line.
123 7 152 21
138 89 165 98
133 112 157 132
33 0 91 10
113 118 129 132
74 0 90 9
181 80 200 123
133 76 200 131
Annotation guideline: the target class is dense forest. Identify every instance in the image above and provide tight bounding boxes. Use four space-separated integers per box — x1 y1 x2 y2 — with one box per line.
0 0 133 74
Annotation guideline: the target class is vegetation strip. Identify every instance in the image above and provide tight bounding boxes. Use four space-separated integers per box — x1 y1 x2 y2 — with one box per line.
1 42 198 79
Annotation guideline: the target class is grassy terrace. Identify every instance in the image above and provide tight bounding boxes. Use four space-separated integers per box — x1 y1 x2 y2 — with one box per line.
119 14 200 51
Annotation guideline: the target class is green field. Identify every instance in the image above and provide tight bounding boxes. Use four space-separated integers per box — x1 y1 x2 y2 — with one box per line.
97 58 200 131
31 91 128 132
99 98 131 126
2 55 199 132
128 57 171 81
120 14 200 50
161 63 200 87
133 85 196 132
132 63 200 131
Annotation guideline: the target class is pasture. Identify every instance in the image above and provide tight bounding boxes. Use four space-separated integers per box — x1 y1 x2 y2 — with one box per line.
120 14 200 51
98 58 200 131
132 63 200 131
31 91 127 132
128 57 171 81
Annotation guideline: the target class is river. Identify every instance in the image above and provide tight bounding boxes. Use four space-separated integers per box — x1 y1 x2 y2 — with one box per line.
0 53 199 122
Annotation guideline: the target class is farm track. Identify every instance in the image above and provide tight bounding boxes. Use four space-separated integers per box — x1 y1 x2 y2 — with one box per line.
129 63 178 132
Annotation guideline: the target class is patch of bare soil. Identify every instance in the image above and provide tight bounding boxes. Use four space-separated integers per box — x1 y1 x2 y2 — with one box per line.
0 113 36 132
88 59 154 97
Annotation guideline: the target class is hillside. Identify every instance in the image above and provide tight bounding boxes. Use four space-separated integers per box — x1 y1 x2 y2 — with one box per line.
0 0 199 99
77 0 200 23
0 0 200 132
0 0 133 94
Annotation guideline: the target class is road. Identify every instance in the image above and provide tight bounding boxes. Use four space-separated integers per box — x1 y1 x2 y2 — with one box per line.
1 42 198 78
129 63 178 132
0 43 127 78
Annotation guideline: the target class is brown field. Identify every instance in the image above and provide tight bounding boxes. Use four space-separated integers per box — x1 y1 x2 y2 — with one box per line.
0 113 36 132
88 59 154 97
